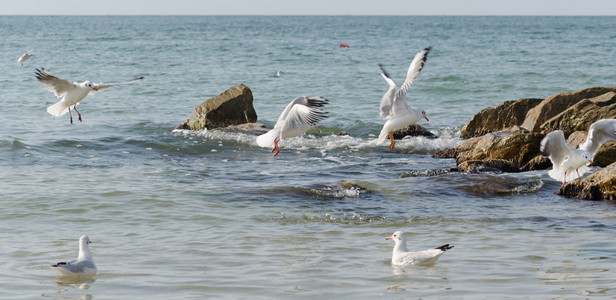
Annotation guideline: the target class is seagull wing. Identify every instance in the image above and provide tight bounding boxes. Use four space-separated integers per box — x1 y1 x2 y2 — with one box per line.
378 64 397 118
277 96 328 133
35 68 75 98
579 119 616 157
90 76 144 94
540 130 574 168
394 47 431 103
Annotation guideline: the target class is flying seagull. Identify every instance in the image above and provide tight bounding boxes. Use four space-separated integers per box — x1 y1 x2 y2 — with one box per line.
18 50 33 66
377 47 431 150
35 68 143 124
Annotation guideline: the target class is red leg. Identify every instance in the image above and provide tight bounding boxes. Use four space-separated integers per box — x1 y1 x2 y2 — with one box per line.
73 105 82 122
388 131 395 150
576 169 582 185
272 138 280 156
560 170 566 189
68 106 73 124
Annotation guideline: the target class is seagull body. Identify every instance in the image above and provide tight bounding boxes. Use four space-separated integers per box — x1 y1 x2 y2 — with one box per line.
540 119 616 188
18 51 33 66
267 70 283 78
256 96 328 156
387 231 453 266
35 68 143 124
377 47 431 150
51 235 97 277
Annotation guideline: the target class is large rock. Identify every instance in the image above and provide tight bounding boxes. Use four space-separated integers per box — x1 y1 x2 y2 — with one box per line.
460 98 542 138
393 124 437 139
520 87 616 132
539 92 616 134
557 162 616 200
176 84 257 130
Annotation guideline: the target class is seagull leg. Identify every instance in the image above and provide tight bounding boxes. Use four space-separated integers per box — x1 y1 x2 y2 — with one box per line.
576 169 582 185
68 106 73 124
388 131 395 150
560 170 566 189
73 105 82 122
272 138 280 156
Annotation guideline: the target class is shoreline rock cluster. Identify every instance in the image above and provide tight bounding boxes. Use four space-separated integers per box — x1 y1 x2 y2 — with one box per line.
434 86 616 200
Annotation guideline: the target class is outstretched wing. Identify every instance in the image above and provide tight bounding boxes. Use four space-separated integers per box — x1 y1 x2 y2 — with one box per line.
540 130 573 168
276 96 328 135
35 68 75 98
90 76 144 94
394 47 431 104
579 119 616 157
378 64 397 118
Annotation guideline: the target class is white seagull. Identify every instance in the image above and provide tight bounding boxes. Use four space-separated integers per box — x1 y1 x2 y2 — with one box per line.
17 50 33 66
386 231 453 266
256 96 328 156
377 47 431 150
35 68 143 124
267 70 283 78
540 119 616 188
51 235 97 277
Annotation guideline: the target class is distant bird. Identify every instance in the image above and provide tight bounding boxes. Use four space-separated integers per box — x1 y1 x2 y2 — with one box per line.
339 43 350 48
17 50 33 66
540 119 616 188
377 47 431 150
256 96 328 156
266 70 283 78
35 68 143 124
386 231 453 266
51 235 97 277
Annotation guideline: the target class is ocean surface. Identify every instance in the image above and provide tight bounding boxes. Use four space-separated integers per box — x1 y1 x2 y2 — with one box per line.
1 16 616 299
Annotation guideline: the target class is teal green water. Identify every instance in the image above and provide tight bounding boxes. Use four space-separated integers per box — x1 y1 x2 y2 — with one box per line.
1 16 615 299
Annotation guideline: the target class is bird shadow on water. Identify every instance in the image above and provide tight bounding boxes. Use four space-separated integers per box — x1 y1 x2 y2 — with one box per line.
42 276 96 300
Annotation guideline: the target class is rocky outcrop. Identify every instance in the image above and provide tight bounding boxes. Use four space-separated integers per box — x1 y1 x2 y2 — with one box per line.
176 84 257 130
557 162 616 200
393 124 437 139
460 98 542 138
539 91 616 134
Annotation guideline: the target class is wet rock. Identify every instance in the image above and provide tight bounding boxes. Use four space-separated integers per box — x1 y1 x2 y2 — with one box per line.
400 168 456 177
457 159 520 173
176 84 257 130
539 91 616 135
210 123 269 136
460 98 542 138
521 86 616 132
393 124 437 139
557 162 616 200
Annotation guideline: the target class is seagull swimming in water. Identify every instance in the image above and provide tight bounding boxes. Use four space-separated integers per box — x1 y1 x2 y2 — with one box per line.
256 96 328 156
17 50 33 66
35 68 143 124
267 70 283 78
51 235 97 277
387 231 453 266
377 47 431 150
540 119 616 188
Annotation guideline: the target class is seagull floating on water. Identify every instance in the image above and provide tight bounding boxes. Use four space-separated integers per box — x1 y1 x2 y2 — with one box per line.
386 231 453 266
51 235 97 277
256 96 328 156
377 47 431 150
266 70 283 78
35 68 143 124
540 119 616 188
18 50 33 66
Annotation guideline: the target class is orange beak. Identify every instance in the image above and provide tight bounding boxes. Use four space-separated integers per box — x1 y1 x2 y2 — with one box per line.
386 236 393 240
424 116 429 122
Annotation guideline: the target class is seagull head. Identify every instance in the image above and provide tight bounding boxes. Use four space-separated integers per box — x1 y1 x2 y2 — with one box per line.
79 235 92 245
83 81 98 91
421 109 429 122
583 152 593 165
386 231 407 244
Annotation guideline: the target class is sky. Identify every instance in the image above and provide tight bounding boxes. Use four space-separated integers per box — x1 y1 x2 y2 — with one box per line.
2 0 616 15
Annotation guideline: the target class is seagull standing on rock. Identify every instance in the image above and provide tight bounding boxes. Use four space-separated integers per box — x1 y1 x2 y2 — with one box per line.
377 47 431 150
35 68 143 124
386 231 453 266
540 119 616 188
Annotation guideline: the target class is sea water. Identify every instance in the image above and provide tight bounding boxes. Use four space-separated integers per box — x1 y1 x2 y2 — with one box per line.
1 16 615 299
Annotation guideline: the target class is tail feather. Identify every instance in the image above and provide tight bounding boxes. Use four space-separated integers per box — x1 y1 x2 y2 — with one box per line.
435 244 454 251
47 100 70 117
256 128 280 148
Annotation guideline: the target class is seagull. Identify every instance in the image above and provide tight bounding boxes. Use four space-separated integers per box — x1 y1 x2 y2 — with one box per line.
267 70 283 78
17 50 33 66
540 119 616 188
35 68 143 124
386 231 453 266
377 47 431 150
256 96 328 156
51 235 97 277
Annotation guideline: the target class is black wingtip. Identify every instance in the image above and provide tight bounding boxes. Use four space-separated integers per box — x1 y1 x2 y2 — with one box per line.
435 244 454 251
424 46 432 52
51 262 67 267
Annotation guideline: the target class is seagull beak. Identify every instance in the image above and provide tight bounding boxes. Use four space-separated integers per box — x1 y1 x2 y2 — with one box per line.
424 116 429 122
588 159 593 164
92 87 98 91
386 236 393 240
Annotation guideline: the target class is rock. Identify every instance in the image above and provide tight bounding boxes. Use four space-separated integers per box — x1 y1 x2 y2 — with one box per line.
460 98 542 138
457 159 520 173
539 92 616 135
557 162 616 200
209 123 269 136
521 86 616 132
175 84 257 130
393 124 437 139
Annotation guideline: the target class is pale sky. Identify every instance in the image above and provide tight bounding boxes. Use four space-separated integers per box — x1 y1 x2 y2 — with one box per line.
2 0 615 15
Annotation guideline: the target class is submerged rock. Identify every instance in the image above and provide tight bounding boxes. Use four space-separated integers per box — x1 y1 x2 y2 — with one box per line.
176 84 257 130
209 123 269 136
557 162 616 200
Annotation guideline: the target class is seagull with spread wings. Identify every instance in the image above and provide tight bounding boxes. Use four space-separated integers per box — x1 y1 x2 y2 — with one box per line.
256 96 328 156
377 47 431 150
35 68 143 124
